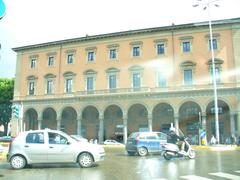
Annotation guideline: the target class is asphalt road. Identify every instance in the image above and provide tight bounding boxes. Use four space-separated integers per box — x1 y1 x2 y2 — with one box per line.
0 146 240 180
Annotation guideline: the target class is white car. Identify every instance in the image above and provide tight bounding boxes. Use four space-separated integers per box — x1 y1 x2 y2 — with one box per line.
70 135 88 143
104 139 122 145
7 129 105 169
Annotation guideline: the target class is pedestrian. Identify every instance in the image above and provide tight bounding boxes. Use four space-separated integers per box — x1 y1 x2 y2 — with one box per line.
210 134 216 145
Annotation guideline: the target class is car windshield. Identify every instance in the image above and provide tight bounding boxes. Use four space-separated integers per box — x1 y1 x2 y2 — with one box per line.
70 135 81 141
128 132 139 138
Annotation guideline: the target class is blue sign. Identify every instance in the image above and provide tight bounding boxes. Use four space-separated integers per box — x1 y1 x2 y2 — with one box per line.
0 0 6 19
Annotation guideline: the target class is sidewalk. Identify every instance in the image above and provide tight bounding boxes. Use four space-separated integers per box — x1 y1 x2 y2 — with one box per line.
192 145 240 151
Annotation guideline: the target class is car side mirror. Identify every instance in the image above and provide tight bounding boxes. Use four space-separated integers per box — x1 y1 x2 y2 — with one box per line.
67 141 71 145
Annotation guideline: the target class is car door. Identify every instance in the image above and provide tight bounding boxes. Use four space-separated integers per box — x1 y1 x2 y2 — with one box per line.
146 133 160 152
47 132 75 163
24 132 48 163
157 132 168 151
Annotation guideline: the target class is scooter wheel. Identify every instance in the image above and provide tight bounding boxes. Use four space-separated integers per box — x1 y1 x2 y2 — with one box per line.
188 150 196 159
163 151 172 160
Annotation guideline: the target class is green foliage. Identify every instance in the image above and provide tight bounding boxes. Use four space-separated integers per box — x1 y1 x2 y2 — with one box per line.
0 78 14 103
0 78 14 128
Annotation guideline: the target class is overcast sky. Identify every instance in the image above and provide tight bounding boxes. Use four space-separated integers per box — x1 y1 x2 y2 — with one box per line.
1 0 240 78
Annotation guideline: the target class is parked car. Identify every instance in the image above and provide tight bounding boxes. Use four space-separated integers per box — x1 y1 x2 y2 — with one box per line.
7 129 105 169
70 135 88 143
104 139 122 145
0 144 4 153
0 136 12 142
126 131 168 156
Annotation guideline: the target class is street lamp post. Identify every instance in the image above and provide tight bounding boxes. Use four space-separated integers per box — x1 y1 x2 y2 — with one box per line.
193 0 220 144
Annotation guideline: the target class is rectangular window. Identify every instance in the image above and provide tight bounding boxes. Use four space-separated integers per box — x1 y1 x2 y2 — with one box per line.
29 82 35 95
184 69 193 85
109 75 116 89
133 46 140 57
67 54 73 64
211 67 221 83
182 41 191 52
46 80 53 94
87 77 94 91
209 39 218 50
88 52 95 62
26 132 44 144
30 59 36 68
158 72 167 87
48 56 54 67
133 72 141 88
65 79 72 93
109 49 117 59
157 44 165 55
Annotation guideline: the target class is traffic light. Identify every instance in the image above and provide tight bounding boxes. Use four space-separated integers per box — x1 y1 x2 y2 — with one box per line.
12 104 20 119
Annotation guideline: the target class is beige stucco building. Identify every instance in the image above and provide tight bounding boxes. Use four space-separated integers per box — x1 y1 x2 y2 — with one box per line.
12 18 240 144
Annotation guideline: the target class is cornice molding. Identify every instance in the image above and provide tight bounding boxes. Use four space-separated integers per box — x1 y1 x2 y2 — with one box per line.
15 87 240 106
12 18 240 52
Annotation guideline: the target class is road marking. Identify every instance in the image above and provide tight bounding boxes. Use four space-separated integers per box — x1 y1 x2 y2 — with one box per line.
180 175 213 180
235 171 240 173
209 172 240 180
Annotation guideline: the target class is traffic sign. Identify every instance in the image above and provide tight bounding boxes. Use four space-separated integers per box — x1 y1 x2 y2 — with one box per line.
12 104 21 119
0 0 6 19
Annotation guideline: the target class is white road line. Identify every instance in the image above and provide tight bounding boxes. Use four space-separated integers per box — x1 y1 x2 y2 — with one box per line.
180 175 213 180
209 172 240 180
235 171 240 173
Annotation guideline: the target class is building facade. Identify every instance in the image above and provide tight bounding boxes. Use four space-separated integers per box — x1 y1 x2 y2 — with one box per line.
12 18 240 144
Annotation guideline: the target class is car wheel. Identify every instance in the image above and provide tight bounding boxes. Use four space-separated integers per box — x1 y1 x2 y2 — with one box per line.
127 151 135 156
138 147 148 156
78 152 93 168
10 155 27 169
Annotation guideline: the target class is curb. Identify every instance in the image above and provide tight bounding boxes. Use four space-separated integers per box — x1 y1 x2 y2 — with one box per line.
0 152 6 161
192 145 240 151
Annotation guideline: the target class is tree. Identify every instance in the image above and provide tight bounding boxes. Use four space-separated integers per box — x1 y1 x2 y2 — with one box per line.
0 78 14 135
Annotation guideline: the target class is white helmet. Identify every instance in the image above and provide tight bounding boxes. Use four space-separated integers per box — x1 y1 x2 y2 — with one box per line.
169 126 175 132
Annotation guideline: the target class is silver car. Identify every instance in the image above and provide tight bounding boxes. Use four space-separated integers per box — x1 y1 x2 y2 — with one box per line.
7 129 105 169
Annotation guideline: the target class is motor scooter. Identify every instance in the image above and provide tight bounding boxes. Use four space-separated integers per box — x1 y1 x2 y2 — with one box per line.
162 137 196 160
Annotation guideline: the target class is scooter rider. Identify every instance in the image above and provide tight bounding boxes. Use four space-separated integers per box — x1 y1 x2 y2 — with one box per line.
168 127 185 154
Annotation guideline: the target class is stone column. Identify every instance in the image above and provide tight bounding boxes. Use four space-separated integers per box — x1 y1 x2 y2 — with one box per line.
238 111 240 136
77 118 82 135
21 118 25 132
230 112 236 135
98 114 104 144
56 119 61 131
123 113 128 144
174 114 179 135
148 113 152 132
38 119 42 130
201 112 207 134
201 112 207 145
56 113 61 131
237 99 240 136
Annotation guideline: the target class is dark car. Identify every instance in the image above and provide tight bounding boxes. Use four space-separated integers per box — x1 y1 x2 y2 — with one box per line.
125 131 168 156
